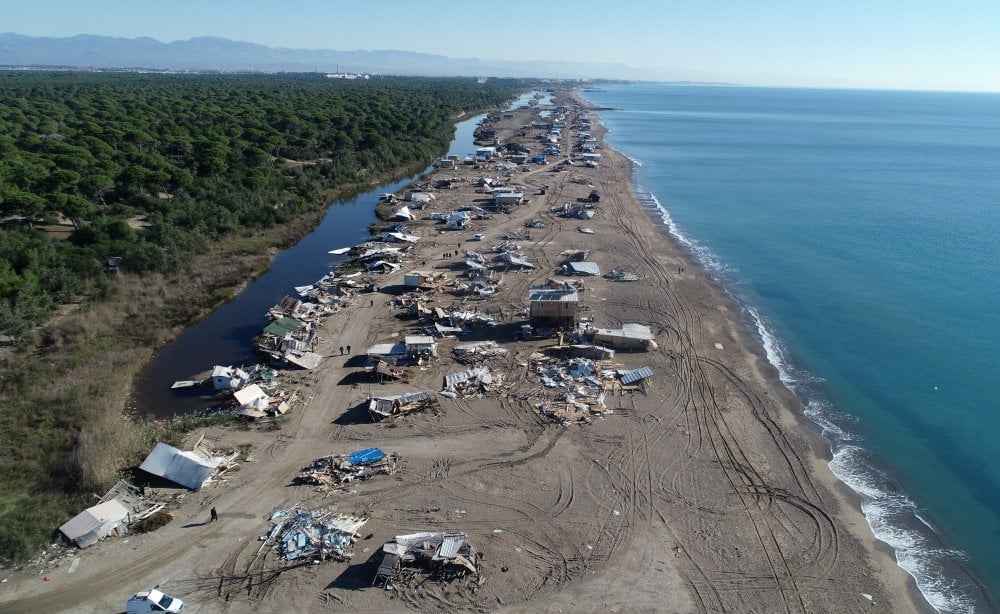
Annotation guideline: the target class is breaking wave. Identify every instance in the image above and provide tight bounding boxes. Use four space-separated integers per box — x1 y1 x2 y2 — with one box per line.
629 166 978 614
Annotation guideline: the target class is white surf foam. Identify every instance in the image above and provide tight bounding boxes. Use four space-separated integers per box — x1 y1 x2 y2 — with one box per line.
830 447 976 613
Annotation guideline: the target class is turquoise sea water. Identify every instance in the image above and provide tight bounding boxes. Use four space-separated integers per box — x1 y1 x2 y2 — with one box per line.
583 84 1000 612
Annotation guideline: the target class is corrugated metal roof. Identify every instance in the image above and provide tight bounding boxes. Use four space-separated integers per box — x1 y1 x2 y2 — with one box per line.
620 367 654 385
528 288 578 302
567 261 601 276
439 534 467 558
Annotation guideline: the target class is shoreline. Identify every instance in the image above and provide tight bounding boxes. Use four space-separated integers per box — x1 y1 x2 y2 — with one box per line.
634 175 941 612
582 94 934 613
588 90 994 612
0 90 940 613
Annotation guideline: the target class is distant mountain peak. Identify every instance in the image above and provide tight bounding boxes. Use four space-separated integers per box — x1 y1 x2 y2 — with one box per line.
0 32 661 79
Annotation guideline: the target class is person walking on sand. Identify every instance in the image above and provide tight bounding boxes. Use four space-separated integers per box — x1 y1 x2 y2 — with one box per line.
346 345 351 354
210 507 218 523
339 346 344 355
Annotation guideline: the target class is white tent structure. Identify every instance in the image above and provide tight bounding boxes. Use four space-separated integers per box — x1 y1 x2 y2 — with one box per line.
59 499 130 548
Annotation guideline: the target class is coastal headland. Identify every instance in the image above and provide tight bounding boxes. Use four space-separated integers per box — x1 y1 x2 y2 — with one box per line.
0 90 933 613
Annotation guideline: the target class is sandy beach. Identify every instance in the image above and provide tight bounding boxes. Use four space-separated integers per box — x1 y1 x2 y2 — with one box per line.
0 90 933 613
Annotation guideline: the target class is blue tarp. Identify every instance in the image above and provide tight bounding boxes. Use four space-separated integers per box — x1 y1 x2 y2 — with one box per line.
349 448 386 465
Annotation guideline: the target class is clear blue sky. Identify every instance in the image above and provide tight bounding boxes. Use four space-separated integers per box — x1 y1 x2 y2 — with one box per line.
5 0 1000 92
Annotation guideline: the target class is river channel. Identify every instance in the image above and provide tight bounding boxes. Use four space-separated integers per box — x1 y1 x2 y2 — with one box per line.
134 92 550 417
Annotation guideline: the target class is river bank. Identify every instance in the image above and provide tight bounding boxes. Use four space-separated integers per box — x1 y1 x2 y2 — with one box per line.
1 90 932 613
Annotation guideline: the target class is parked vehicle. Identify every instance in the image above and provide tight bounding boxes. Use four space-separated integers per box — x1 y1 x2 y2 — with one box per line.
126 588 184 613
515 324 555 341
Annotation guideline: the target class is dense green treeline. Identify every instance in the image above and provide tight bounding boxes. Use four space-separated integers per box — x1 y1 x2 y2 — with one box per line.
0 71 527 561
0 72 523 336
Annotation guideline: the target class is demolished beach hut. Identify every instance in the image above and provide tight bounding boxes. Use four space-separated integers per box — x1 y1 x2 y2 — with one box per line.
59 500 131 548
606 269 644 282
375 532 478 588
441 366 501 398
268 507 368 562
591 323 656 351
405 335 438 359
561 261 601 276
139 438 237 490
298 448 399 490
212 365 248 391
538 389 609 425
404 270 448 289
452 340 509 363
368 391 435 420
499 251 535 269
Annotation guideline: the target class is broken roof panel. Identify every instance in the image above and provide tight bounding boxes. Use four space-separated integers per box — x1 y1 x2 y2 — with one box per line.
529 287 579 302
595 323 654 341
405 335 435 346
233 383 268 406
619 366 655 385
439 534 467 558
367 342 406 356
500 252 535 268
284 350 323 370
566 261 601 276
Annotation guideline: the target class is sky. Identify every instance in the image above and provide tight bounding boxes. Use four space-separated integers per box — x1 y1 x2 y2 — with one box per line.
5 0 1000 92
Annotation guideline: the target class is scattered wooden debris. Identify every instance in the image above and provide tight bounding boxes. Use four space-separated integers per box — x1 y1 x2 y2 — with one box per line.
266 505 368 562
368 392 436 421
298 448 399 491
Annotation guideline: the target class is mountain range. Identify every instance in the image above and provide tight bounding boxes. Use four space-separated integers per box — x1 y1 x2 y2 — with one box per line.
0 33 662 79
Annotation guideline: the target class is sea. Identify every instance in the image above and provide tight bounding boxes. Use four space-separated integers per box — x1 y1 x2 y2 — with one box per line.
581 84 1000 612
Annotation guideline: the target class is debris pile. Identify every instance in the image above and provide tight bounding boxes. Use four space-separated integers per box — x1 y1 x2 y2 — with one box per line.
266 506 368 562
298 448 399 490
440 366 503 398
528 354 619 425
233 383 295 418
368 392 436 421
531 354 615 389
606 269 645 282
452 341 510 363
538 387 609 424
375 532 479 588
